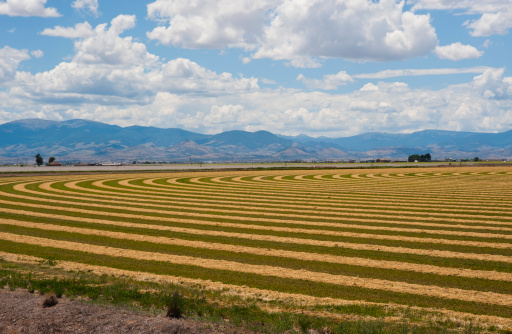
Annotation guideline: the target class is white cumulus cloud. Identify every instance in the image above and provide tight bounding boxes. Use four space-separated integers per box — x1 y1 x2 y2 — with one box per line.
354 67 490 79
410 0 512 36
0 0 60 17
41 22 95 39
30 50 44 58
0 46 30 82
471 68 512 98
72 0 99 17
297 71 353 90
11 15 258 106
466 9 512 37
41 15 157 67
147 0 438 66
147 0 273 49
434 43 483 60
149 58 259 94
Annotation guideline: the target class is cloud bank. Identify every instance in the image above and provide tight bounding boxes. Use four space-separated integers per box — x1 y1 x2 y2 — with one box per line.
147 0 438 67
0 0 60 17
410 0 512 37
1 5 511 137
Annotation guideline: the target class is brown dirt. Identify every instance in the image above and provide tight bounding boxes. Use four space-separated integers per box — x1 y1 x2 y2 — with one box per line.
0 289 245 334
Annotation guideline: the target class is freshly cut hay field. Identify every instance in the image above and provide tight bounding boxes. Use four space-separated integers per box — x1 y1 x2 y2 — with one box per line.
1 166 512 326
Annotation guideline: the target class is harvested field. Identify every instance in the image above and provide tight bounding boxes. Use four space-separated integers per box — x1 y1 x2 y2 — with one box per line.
1 166 512 328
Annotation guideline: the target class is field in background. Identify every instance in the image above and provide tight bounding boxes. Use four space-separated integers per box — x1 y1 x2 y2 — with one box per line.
1 166 512 332
1 160 511 173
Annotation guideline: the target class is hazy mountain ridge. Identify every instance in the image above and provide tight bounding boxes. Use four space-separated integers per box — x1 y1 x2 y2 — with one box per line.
1 119 511 163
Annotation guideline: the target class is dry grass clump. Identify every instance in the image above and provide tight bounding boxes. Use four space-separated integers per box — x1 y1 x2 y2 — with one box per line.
42 292 58 308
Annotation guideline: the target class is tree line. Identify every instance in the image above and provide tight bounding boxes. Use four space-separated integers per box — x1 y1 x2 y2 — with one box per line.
35 154 55 166
408 153 431 162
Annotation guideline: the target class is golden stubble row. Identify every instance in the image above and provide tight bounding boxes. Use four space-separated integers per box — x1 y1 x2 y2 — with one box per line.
158 173 512 201
3 200 512 265
9 182 512 241
183 172 512 195
114 175 512 210
114 179 512 220
2 217 512 282
3 195 512 252
19 172 510 213
24 180 512 233
23 177 509 218
151 175 512 210
2 249 512 328
46 178 512 225
1 231 512 307
161 171 512 199
18 179 511 228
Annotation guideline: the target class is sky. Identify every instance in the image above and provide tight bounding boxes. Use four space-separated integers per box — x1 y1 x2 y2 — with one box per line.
0 0 511 137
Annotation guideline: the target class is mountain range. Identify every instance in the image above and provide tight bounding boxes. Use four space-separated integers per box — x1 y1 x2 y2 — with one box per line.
1 118 511 163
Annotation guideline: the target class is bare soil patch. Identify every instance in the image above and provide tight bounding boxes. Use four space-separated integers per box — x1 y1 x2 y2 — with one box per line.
0 289 244 334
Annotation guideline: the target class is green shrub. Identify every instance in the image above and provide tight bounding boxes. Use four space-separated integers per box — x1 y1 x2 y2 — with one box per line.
166 292 185 319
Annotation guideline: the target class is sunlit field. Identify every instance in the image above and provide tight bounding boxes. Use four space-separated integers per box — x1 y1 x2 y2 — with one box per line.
1 166 512 332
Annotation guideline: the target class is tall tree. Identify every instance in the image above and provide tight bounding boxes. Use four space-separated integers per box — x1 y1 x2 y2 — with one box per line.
35 154 43 166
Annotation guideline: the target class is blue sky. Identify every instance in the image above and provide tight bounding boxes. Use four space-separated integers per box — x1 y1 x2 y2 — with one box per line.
0 0 511 137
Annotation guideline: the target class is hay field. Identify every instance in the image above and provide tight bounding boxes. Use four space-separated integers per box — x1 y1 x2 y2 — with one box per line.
1 166 512 325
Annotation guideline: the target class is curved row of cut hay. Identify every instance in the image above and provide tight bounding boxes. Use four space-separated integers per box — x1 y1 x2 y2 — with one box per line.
2 204 512 263
5 170 512 254
43 178 512 217
74 176 512 212
48 171 510 210
10 182 512 237
156 174 512 207
1 167 512 321
3 250 511 329
3 217 512 282
8 183 512 251
64 177 512 224
170 175 512 201
2 230 512 308
5 170 512 251
108 179 512 220
5 202 512 265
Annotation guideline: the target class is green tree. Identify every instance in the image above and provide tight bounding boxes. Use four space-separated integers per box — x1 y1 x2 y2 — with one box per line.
35 154 43 166
48 157 56 164
408 154 420 162
408 153 432 162
474 157 480 162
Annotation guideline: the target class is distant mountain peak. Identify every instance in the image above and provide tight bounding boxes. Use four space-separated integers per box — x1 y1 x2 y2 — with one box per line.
6 118 60 130
0 118 511 162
